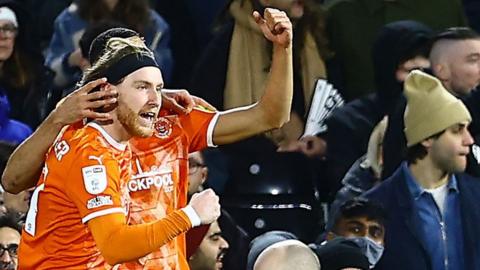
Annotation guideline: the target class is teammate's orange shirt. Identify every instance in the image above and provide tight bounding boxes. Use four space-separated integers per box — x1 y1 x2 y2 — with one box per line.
117 107 218 270
18 123 131 270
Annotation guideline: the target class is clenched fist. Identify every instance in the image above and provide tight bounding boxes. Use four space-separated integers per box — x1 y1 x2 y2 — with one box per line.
253 8 293 48
188 189 221 225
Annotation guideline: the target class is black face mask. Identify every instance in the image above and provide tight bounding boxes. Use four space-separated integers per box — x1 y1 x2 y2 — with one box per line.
0 261 15 270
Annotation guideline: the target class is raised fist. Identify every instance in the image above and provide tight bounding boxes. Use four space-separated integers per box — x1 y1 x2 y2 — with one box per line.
188 189 221 225
253 8 293 48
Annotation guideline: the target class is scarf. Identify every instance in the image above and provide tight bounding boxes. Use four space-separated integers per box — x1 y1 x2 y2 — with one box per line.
224 0 327 112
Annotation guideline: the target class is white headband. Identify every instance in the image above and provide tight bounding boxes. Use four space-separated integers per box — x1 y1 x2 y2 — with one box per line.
0 7 17 27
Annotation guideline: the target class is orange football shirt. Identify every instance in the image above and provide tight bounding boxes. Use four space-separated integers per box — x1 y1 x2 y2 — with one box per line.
117 107 218 270
18 123 132 270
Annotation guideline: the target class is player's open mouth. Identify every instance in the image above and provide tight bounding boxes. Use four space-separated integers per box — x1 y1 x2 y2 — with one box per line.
139 112 156 124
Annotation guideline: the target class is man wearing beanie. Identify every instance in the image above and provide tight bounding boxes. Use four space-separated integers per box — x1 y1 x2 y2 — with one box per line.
382 27 480 178
365 70 480 269
187 221 229 270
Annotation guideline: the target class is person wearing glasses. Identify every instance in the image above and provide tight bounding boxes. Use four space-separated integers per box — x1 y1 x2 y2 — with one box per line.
188 151 208 196
0 0 54 129
0 211 20 270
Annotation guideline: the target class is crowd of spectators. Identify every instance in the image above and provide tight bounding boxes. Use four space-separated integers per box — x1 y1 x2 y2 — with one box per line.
0 0 479 269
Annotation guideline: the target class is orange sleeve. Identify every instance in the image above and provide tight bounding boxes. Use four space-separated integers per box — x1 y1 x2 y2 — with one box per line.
64 147 126 223
180 107 218 152
88 209 192 265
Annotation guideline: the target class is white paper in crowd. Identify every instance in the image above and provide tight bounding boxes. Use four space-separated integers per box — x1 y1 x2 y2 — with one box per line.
302 79 344 138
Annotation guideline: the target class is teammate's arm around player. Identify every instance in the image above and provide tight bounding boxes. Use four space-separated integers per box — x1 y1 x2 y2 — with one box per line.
1 84 209 194
1 78 114 193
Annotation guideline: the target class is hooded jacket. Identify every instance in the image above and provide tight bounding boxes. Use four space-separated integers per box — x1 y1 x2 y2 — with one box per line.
326 20 433 189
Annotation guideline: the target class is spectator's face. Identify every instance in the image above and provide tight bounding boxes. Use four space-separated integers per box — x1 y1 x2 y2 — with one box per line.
187 152 207 196
189 222 229 270
330 216 385 245
114 67 162 138
425 122 473 173
0 227 20 270
395 56 430 82
441 39 480 95
0 20 15 62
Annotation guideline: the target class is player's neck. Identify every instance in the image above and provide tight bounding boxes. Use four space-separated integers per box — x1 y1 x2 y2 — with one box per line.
93 120 131 145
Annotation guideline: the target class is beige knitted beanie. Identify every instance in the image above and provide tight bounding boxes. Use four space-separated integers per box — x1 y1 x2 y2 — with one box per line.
404 70 471 147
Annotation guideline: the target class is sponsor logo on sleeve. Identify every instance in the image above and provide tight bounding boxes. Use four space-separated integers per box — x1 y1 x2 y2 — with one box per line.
87 195 113 209
82 165 108 195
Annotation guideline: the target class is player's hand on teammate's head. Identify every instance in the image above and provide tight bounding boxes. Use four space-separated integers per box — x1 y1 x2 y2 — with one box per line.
191 96 216 111
253 8 293 48
188 189 221 225
52 78 117 125
162 89 194 115
162 89 217 115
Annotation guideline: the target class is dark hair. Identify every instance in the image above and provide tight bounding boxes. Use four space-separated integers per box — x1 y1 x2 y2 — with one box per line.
0 0 44 90
0 211 21 233
406 130 445 164
331 198 387 232
432 27 480 43
0 141 16 176
79 20 128 60
293 0 332 60
77 0 150 35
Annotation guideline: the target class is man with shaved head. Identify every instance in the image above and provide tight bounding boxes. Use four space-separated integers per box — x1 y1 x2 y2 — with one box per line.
430 27 480 95
382 27 480 178
247 231 321 270
253 239 320 270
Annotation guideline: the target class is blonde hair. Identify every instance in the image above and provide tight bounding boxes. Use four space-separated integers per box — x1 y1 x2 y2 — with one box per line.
79 36 153 86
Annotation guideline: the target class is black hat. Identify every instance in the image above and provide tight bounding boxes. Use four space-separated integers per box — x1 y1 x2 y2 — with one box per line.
314 237 369 270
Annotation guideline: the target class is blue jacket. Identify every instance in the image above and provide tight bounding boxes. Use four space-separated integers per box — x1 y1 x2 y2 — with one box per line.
364 166 480 270
0 91 32 144
46 3 173 89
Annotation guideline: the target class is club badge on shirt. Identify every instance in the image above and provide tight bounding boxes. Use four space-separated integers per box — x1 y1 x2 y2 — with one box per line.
154 117 172 139
82 165 107 195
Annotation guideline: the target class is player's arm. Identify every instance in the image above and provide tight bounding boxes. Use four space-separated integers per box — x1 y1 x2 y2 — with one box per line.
1 83 204 193
212 9 293 145
1 79 114 193
87 189 220 265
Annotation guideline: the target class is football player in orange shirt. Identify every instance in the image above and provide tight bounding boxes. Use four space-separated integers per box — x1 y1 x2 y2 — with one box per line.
2 7 293 270
7 36 221 269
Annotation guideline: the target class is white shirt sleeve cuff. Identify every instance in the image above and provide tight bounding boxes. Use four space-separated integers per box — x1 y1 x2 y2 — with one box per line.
206 112 220 147
182 205 202 227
